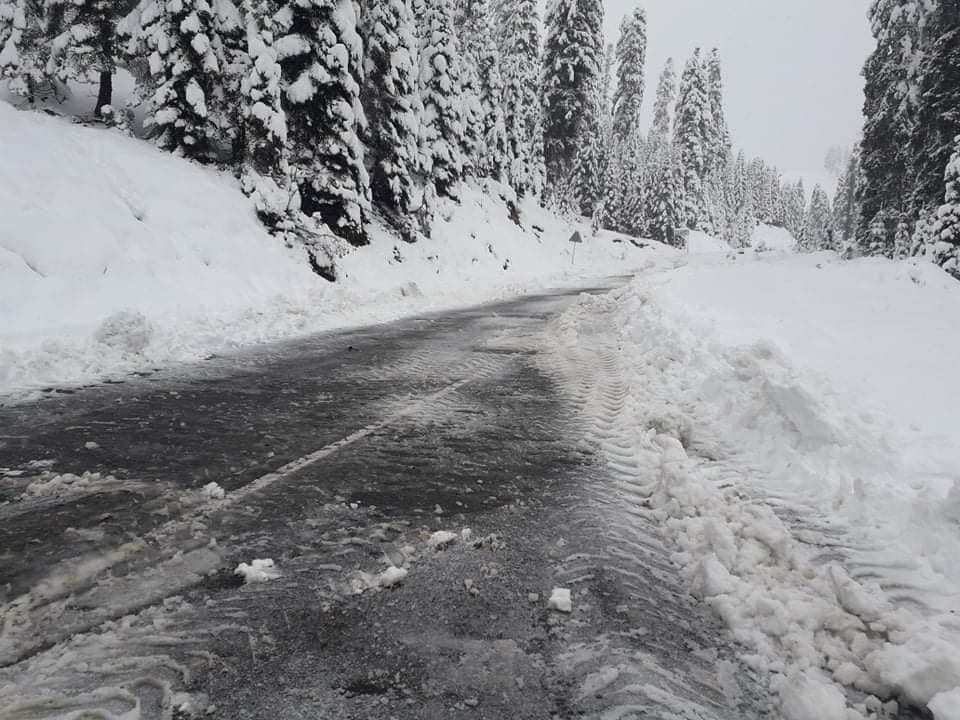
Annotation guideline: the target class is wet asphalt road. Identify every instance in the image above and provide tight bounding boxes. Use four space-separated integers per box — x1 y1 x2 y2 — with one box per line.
0 283 776 720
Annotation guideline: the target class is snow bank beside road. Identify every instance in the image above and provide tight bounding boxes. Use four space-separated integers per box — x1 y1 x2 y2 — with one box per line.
545 251 960 720
0 103 673 397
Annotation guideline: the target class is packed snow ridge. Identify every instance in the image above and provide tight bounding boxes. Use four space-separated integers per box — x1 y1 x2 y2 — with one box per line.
544 250 960 720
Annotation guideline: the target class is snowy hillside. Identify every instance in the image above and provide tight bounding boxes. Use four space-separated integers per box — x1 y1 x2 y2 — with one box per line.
546 251 960 720
0 103 669 397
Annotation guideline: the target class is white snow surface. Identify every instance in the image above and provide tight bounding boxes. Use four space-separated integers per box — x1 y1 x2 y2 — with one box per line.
752 223 798 252
0 102 672 398
544 250 960 720
685 230 732 254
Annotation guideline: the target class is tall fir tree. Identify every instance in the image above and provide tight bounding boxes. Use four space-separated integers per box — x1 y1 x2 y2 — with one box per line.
833 148 861 245
43 0 133 115
361 0 422 223
704 48 730 173
673 49 713 230
276 0 371 245
140 0 232 160
240 0 294 230
498 0 541 196
455 0 508 180
645 148 684 246
927 134 960 277
649 57 676 141
540 0 603 189
611 6 646 143
414 0 467 199
858 0 934 253
909 1 960 216
803 184 833 251
570 79 607 217
1 0 53 98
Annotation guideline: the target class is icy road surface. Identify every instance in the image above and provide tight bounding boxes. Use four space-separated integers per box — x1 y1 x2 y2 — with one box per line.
0 282 925 719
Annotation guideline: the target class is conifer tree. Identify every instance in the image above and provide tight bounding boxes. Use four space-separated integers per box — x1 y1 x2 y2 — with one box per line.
414 0 466 199
645 149 684 246
673 49 713 229
499 0 541 196
43 0 132 115
361 0 421 221
833 148 861 245
455 0 508 180
803 184 833 251
140 0 232 160
570 81 607 217
705 48 730 172
928 135 960 277
541 0 603 188
783 179 806 240
1 0 52 98
276 0 371 245
910 1 960 215
240 0 294 230
611 6 646 143
858 0 933 251
649 57 676 141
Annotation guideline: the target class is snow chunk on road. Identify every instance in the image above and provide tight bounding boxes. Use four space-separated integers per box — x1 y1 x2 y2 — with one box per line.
378 566 408 588
202 482 226 500
235 559 280 583
427 530 458 550
930 688 960 720
548 587 572 613
776 671 848 720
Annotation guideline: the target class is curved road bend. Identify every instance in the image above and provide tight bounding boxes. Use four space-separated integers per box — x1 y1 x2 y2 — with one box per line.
0 281 773 719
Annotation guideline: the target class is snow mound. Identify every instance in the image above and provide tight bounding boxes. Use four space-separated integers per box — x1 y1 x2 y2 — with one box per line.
751 224 797 251
234 558 280 583
427 530 458 550
930 689 960 720
201 482 226 500
685 230 731 254
548 587 572 613
94 311 154 354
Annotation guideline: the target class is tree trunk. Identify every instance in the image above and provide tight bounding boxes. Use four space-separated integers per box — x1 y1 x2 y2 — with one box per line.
95 69 113 118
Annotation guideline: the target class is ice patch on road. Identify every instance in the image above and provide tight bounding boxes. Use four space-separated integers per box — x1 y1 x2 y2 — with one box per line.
427 530 458 550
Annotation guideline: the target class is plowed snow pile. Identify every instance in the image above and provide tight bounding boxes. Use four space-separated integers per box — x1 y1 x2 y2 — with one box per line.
546 250 960 720
0 103 672 397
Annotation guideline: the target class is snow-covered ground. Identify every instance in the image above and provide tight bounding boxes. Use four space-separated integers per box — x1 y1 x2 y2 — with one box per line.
544 250 960 720
0 101 671 398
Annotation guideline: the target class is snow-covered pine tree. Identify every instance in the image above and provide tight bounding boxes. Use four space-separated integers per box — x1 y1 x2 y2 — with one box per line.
361 0 421 223
644 149 684 246
928 134 960 277
414 0 466 200
1 0 52 98
858 0 934 253
570 80 607 217
540 0 603 189
140 0 232 160
239 0 294 230
43 0 129 115
498 0 541 196
599 41 613 116
649 57 676 142
705 48 730 173
454 0 508 180
276 0 371 245
833 148 861 245
673 49 713 229
910 1 960 216
803 184 833 251
611 6 645 144
783 179 806 241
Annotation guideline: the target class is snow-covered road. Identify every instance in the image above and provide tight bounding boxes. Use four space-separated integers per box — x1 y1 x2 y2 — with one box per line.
0 260 949 720
0 282 774 720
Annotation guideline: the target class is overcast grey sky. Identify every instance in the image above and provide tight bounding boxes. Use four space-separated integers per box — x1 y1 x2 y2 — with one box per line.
598 0 875 191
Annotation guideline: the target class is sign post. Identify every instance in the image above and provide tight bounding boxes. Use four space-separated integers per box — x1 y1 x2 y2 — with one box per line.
569 230 583 266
